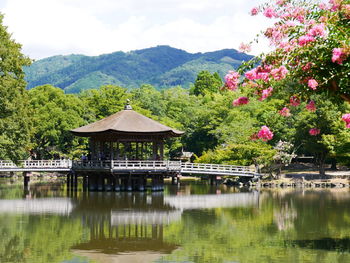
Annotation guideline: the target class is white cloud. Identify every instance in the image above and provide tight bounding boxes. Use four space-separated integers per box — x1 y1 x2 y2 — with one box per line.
2 0 271 59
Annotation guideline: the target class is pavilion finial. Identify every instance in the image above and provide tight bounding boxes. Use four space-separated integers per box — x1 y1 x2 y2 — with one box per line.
124 99 132 110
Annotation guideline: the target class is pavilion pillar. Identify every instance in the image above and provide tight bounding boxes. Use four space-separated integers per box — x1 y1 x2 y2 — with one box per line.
140 143 144 160
110 142 114 160
152 142 158 160
116 142 120 160
136 142 139 160
159 142 164 160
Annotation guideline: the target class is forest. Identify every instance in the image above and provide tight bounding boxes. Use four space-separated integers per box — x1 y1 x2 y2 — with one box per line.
1 0 350 177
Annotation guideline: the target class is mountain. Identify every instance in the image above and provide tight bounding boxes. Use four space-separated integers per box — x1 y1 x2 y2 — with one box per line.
24 45 253 93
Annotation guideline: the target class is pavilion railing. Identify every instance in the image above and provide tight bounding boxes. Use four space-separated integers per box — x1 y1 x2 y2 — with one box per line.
111 160 181 171
73 160 182 171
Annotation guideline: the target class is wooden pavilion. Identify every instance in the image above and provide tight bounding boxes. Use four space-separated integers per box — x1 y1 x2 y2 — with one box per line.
70 101 184 191
71 101 183 161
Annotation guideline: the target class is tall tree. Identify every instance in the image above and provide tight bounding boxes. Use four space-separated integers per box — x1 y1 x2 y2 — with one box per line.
0 14 31 160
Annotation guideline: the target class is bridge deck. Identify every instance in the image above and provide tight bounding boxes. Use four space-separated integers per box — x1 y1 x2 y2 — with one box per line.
0 160 259 177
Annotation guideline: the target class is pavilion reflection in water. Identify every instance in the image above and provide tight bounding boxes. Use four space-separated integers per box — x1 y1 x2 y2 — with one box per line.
0 189 260 262
71 192 180 256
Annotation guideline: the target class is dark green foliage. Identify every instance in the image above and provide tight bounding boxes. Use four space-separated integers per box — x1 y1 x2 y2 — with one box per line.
0 13 32 160
24 46 253 93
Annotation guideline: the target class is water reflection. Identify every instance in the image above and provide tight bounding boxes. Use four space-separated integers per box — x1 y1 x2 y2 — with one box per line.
1 182 350 263
0 198 73 215
70 192 179 259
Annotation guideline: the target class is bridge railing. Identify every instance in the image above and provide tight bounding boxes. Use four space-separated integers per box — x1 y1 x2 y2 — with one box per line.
181 162 256 173
21 160 72 168
0 160 17 168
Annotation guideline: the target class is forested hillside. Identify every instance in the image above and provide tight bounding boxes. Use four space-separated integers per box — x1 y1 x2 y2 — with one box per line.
24 46 253 93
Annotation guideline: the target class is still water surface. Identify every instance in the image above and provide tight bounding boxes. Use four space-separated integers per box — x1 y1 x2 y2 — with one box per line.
1 180 350 263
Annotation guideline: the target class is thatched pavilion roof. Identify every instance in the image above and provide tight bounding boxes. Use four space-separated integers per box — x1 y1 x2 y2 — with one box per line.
71 105 184 138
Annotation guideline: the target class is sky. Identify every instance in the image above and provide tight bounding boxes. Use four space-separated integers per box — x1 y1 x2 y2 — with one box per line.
1 0 271 60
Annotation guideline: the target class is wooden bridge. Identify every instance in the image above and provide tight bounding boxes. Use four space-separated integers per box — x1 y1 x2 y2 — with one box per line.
0 160 258 177
0 160 259 191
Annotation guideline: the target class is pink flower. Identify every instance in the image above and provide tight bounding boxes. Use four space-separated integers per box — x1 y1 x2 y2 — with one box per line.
261 87 273 100
239 42 252 53
332 48 347 64
263 7 277 18
225 71 240 90
343 5 350 18
319 3 328 10
250 7 259 16
306 100 317 112
232 96 249 106
308 23 327 38
257 126 274 141
276 0 286 6
298 35 315 46
309 128 321 136
271 65 288 80
290 96 300 107
245 68 257 80
279 107 291 117
342 113 350 128
308 79 318 90
329 0 340 11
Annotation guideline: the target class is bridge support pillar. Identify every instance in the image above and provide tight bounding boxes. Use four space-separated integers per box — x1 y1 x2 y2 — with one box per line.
105 176 113 191
73 173 78 191
209 175 217 185
88 175 97 191
151 175 156 191
70 172 74 189
113 175 120 191
23 172 30 189
137 175 145 191
67 173 71 189
97 174 104 191
127 173 132 191
82 175 88 192
160 175 164 191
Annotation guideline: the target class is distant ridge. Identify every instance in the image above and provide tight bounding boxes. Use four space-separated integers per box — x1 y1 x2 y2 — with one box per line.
24 45 253 93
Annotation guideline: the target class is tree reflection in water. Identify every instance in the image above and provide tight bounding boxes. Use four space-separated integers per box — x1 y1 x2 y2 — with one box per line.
1 182 350 263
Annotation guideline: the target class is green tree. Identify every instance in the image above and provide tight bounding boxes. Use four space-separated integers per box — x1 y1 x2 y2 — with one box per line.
191 71 222 96
294 96 350 175
80 85 129 119
0 13 32 160
28 85 88 159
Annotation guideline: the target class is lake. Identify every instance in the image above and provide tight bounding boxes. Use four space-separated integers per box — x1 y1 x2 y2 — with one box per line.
0 179 350 263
